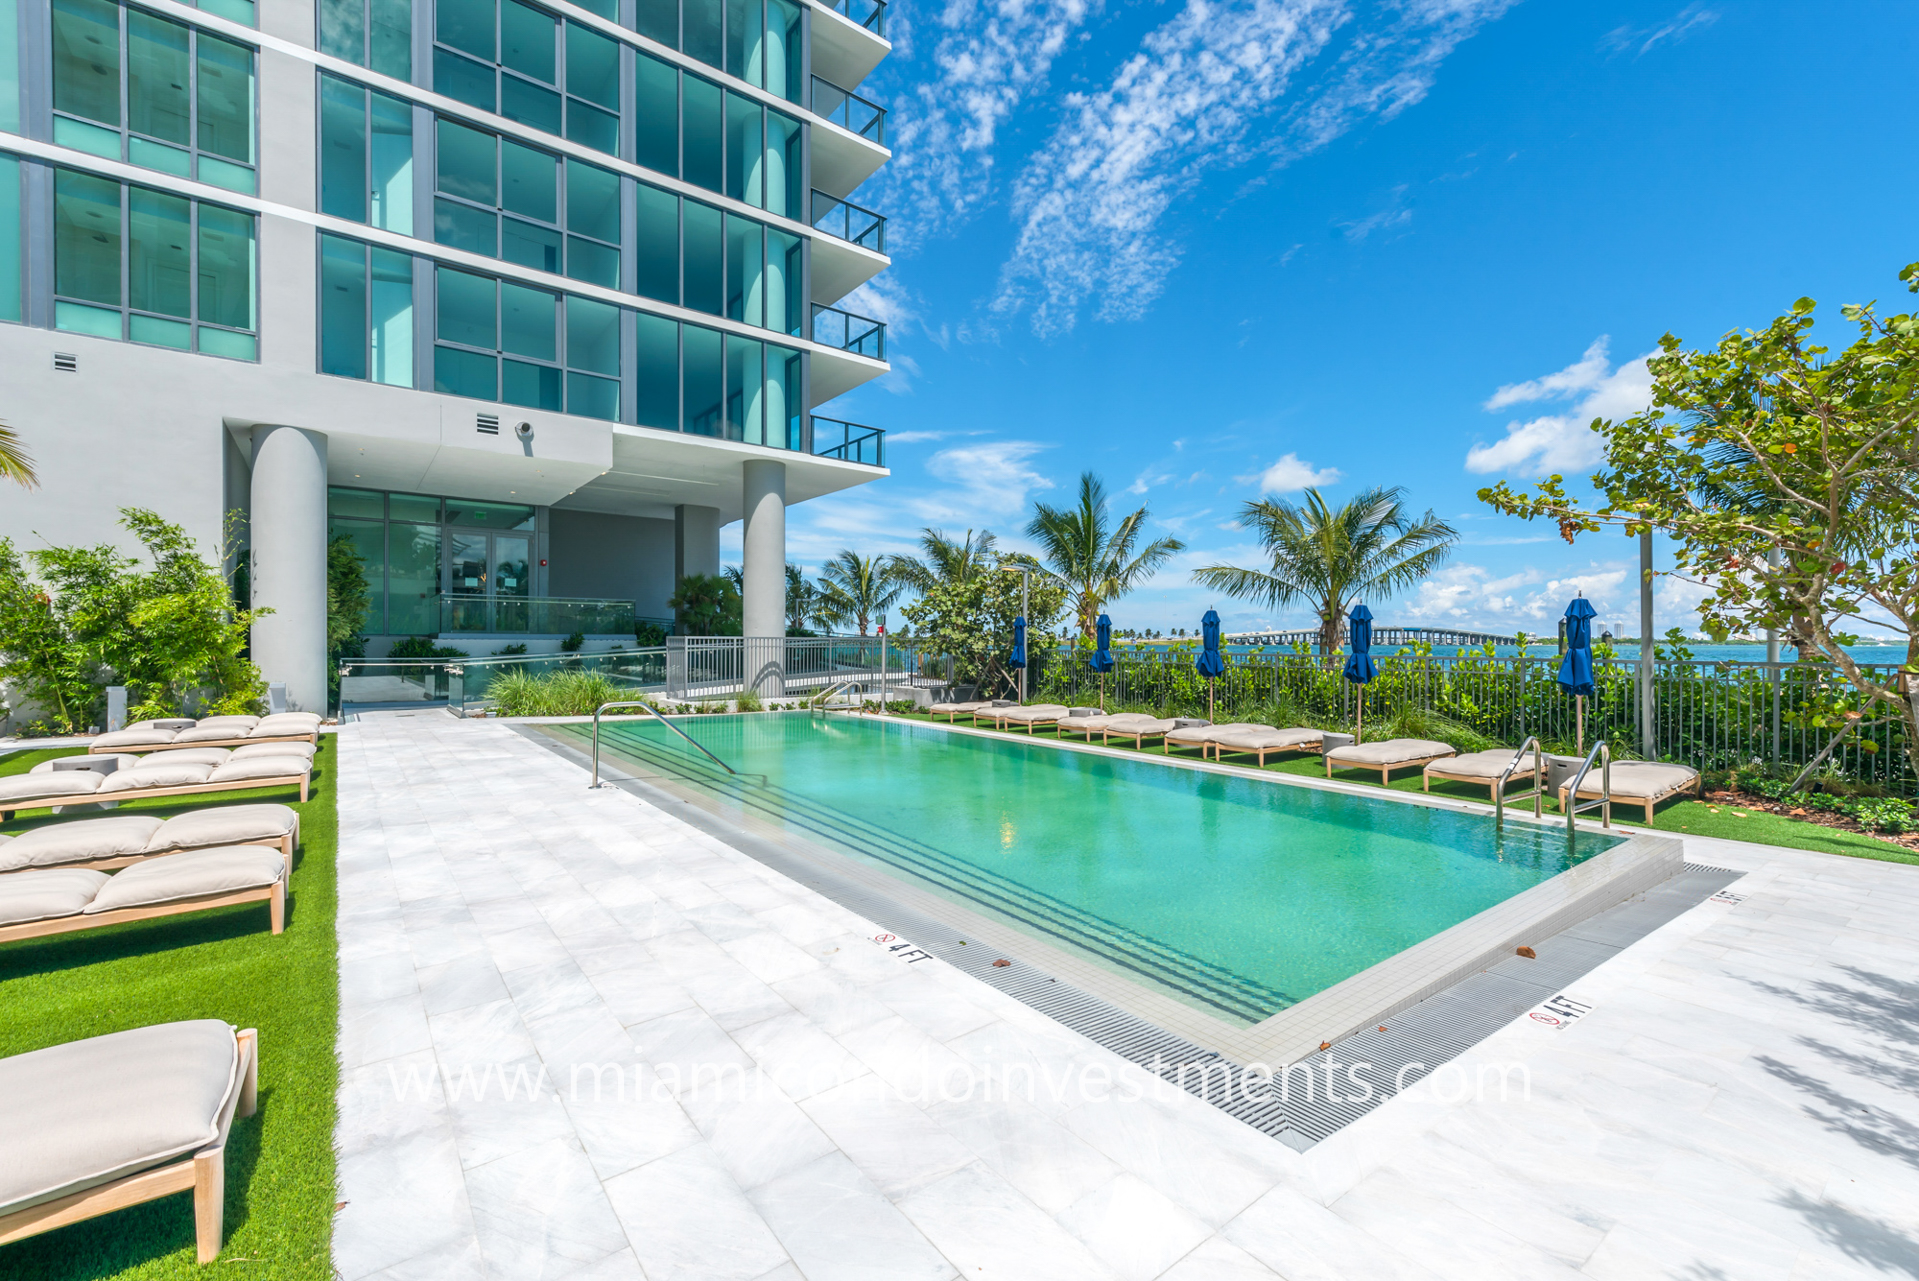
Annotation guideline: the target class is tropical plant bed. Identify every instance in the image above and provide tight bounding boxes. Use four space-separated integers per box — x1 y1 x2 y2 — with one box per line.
1696 787 1919 854
0 742 339 1279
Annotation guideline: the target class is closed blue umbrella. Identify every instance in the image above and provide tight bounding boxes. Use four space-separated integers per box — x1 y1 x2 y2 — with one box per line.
1090 614 1115 710
1343 604 1377 742
1009 615 1027 702
1197 609 1226 721
1557 596 1597 753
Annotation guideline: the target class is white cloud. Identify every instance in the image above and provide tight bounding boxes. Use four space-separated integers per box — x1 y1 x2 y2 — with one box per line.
885 430 947 444
1604 4 1718 57
869 0 1101 247
1464 337 1655 476
1339 186 1412 241
1247 452 1342 493
920 440 1056 521
990 0 1518 334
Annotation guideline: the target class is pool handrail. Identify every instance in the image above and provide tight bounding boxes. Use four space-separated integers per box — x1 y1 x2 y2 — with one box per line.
1492 736 1547 831
1563 739 1613 832
810 679 862 711
590 699 739 787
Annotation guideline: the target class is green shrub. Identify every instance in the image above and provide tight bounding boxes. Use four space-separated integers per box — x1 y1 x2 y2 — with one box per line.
735 688 763 712
560 629 585 653
388 635 465 660
493 643 529 656
486 669 628 717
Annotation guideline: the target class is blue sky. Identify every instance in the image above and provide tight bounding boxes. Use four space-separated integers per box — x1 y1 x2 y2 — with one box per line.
740 0 1919 637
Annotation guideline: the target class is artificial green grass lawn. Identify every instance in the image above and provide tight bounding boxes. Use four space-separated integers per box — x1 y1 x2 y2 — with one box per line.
0 740 339 1278
893 711 1919 867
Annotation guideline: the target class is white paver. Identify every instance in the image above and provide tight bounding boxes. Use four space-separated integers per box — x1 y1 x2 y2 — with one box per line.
331 713 1919 1279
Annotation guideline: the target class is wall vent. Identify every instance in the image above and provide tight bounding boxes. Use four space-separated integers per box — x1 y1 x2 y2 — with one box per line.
53 352 78 372
476 413 500 434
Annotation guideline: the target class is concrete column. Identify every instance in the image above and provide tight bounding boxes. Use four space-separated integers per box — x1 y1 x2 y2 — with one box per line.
673 504 721 582
741 459 787 639
250 425 329 712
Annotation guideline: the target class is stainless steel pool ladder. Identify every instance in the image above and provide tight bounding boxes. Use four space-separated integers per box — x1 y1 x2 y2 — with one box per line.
1563 739 1614 833
810 679 862 713
589 699 743 788
1492 736 1547 832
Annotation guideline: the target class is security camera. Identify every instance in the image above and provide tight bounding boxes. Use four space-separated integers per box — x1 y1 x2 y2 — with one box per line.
514 421 534 441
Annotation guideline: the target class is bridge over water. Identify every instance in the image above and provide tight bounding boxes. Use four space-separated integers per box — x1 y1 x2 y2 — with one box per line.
1226 626 1520 649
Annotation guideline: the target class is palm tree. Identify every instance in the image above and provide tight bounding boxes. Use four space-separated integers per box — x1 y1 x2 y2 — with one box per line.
1025 472 1184 638
785 564 820 633
885 527 1000 593
1191 486 1459 654
0 420 36 489
817 550 906 635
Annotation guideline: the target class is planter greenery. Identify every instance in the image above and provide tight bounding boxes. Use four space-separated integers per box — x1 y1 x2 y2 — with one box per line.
0 509 264 732
486 669 630 716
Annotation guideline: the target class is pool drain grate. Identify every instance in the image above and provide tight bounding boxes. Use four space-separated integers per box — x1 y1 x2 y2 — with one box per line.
524 726 1742 1150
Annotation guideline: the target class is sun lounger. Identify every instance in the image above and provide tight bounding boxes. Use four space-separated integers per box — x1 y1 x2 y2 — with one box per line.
1422 748 1574 804
0 804 300 875
0 1021 258 1262
1324 738 1457 784
90 712 322 755
0 846 289 945
1557 760 1702 822
1095 715 1180 748
1162 722 1265 758
927 699 1012 722
1208 726 1326 766
0 754 312 819
989 704 1070 731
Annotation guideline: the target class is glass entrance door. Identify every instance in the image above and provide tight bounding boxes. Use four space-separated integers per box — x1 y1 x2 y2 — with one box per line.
445 531 535 633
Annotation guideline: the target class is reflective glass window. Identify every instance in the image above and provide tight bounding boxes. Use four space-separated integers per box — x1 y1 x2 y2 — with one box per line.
437 0 494 60
500 0 555 82
634 0 676 46
501 138 557 222
765 110 801 220
54 169 122 307
319 73 368 222
765 0 801 102
129 186 191 321
437 117 497 203
437 265 496 348
682 75 722 193
128 12 190 147
566 24 619 108
634 53 678 177
683 0 721 67
683 200 722 315
766 227 800 336
725 90 761 206
500 280 556 361
196 33 252 162
197 203 255 333
52 0 121 127
634 182 678 303
725 214 761 326
0 156 21 323
320 235 370 379
726 332 762 443
635 311 677 429
682 324 722 436
371 246 414 386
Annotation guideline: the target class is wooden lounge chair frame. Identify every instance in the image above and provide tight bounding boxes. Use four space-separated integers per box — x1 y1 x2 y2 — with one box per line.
90 731 319 756
1558 772 1703 823
0 866 287 946
0 1027 259 1263
1211 736 1326 767
1325 749 1455 785
1 771 311 822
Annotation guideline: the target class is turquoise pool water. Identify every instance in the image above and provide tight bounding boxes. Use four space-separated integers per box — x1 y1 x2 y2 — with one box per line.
570 715 1624 1026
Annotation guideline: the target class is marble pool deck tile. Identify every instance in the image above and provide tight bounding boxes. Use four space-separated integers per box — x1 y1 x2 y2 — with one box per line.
333 713 1919 1281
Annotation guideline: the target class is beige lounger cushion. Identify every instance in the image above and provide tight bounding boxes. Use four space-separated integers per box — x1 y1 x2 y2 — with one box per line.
1211 727 1322 751
173 726 254 745
928 701 988 714
85 847 287 914
229 741 316 762
1166 722 1269 746
0 869 112 927
199 716 263 732
89 727 181 750
250 713 321 736
100 762 217 793
0 1020 241 1215
131 748 233 768
209 756 309 784
1426 749 1553 780
1103 716 1178 735
999 705 1067 721
1565 761 1699 799
146 805 300 852
1327 739 1456 766
0 773 105 804
0 817 166 873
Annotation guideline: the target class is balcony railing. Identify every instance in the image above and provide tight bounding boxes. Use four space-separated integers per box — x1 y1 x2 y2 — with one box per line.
811 189 886 254
812 416 884 466
811 304 885 360
439 594 639 636
817 0 885 35
811 75 886 145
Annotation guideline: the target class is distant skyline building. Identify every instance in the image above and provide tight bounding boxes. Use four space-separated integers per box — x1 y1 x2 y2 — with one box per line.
0 0 893 710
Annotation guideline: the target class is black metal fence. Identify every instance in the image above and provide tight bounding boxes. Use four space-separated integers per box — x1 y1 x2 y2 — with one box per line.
1025 646 1914 793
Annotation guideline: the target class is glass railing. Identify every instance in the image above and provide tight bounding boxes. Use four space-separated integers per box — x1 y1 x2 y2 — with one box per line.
817 0 885 35
812 304 885 359
812 416 884 465
336 647 670 716
811 190 887 253
811 75 886 145
438 594 639 635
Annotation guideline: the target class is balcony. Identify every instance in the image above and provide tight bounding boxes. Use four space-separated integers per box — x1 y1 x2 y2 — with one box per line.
818 0 886 37
811 190 886 254
812 304 885 360
812 416 885 466
812 76 886 145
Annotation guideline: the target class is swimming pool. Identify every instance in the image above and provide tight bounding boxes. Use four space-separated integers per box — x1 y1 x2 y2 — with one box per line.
566 714 1628 1028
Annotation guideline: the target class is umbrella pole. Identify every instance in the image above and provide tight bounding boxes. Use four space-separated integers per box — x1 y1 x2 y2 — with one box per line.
1357 686 1364 746
1576 695 1585 756
1099 672 1106 712
1208 677 1214 722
